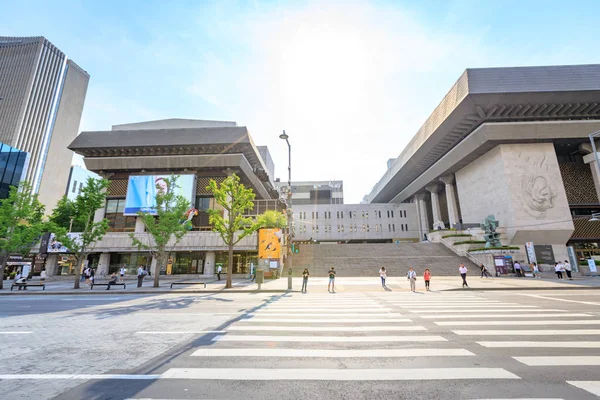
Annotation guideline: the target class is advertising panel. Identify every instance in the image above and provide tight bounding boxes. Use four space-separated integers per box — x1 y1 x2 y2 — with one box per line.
47 233 82 253
258 229 282 259
534 244 555 265
124 175 195 215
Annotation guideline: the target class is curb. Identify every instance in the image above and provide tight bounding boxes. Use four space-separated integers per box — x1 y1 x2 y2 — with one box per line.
0 289 293 296
445 286 600 291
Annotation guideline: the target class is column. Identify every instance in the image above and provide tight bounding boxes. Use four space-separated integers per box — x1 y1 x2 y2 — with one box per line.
135 217 146 233
583 153 600 203
204 252 216 277
45 254 59 277
440 174 460 228
415 193 429 241
97 253 110 275
426 183 443 229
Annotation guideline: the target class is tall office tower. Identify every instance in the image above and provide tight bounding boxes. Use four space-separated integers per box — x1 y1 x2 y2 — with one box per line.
0 36 89 211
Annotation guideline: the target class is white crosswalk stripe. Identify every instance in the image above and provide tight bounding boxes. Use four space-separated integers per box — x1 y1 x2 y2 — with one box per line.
567 381 600 396
514 356 600 366
478 341 600 348
436 320 600 326
454 329 600 336
226 325 427 332
191 348 475 357
422 313 591 319
212 334 446 342
243 318 412 323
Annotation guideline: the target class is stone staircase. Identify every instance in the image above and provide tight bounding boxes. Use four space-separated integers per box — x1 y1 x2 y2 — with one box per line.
290 243 477 277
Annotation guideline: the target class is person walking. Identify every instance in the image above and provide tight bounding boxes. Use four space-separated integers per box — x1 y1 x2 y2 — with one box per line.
424 268 431 291
301 269 309 293
80 266 86 283
480 264 490 278
564 260 573 280
217 265 222 281
407 267 417 292
137 265 145 287
379 267 387 288
531 262 540 278
40 268 46 283
554 262 563 280
89 268 95 284
106 273 118 290
459 263 469 288
119 266 126 282
327 267 336 293
514 261 522 277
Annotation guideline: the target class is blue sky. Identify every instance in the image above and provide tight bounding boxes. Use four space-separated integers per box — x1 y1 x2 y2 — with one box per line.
2 0 599 203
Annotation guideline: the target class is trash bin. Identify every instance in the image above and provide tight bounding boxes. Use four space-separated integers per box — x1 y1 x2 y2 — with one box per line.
255 269 264 284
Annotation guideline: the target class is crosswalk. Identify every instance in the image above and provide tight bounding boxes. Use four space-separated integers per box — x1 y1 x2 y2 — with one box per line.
134 291 600 398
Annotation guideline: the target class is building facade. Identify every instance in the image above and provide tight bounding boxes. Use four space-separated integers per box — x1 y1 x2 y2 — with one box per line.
65 165 101 201
0 142 28 199
0 36 89 210
44 119 280 277
366 64 600 268
276 180 344 205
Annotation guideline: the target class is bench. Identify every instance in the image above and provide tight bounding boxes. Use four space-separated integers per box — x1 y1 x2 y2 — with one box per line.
10 282 45 291
170 282 207 289
90 282 126 290
263 271 274 279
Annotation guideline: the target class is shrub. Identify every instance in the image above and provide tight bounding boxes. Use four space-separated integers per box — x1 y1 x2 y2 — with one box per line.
442 234 471 238
454 240 486 245
468 246 520 252
429 228 456 233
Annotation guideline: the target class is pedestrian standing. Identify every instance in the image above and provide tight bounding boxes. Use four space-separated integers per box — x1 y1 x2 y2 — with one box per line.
424 268 431 291
217 265 222 281
514 261 522 277
327 267 336 293
554 262 563 280
119 266 126 282
531 262 540 278
90 268 95 284
137 265 145 287
564 260 573 280
250 264 256 282
407 267 417 292
84 267 91 284
80 266 86 282
459 263 469 288
40 268 46 283
379 267 387 287
301 268 309 293
480 264 490 278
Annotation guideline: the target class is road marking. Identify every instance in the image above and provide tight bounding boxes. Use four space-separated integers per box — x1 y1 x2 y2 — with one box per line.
191 348 474 357
212 335 447 342
520 293 600 306
567 381 600 396
249 313 404 317
478 341 600 348
454 329 600 336
263 307 391 312
0 331 32 334
421 313 591 319
135 331 225 334
436 320 600 326
160 367 519 380
227 325 427 332
259 310 394 314
244 318 412 323
412 309 566 314
0 374 159 380
388 301 503 304
406 305 536 309
514 356 600 366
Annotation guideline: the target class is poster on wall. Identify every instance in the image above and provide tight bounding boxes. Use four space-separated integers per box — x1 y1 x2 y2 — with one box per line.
525 242 537 265
124 174 195 215
258 229 282 259
534 245 555 265
46 233 82 253
588 259 598 274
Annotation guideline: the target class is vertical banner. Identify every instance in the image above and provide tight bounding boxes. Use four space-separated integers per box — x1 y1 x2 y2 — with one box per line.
525 242 537 265
588 259 597 275
258 229 282 259
567 246 578 273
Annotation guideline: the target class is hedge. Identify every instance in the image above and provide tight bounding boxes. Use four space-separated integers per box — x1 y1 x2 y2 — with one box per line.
429 228 457 233
468 246 520 252
442 233 471 238
454 240 486 245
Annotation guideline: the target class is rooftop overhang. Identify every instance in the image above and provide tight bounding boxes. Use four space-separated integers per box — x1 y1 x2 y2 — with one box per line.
368 64 600 203
82 153 273 199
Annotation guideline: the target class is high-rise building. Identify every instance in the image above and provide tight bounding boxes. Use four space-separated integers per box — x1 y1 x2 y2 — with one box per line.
0 142 29 199
0 36 89 210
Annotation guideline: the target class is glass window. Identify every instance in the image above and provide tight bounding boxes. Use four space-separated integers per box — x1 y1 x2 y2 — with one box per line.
391 211 394 218
72 180 78 193
79 182 83 194
106 199 119 213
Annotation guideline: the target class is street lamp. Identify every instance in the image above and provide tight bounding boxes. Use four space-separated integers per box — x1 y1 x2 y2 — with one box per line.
279 130 292 288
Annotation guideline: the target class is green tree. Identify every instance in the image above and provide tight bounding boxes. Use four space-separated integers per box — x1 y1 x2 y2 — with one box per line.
52 177 110 289
0 182 46 289
130 175 193 288
206 174 263 288
49 196 85 232
258 209 287 229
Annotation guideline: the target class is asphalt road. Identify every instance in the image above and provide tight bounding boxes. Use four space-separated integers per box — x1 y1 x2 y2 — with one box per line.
2 288 600 399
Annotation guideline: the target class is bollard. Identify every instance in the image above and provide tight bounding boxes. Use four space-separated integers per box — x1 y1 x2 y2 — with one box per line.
288 268 292 290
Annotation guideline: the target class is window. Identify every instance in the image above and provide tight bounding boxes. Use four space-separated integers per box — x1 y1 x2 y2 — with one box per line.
361 211 365 218
403 210 407 218
388 224 391 232
392 224 396 232
375 224 379 232
405 224 408 231
72 180 78 193
105 198 136 232
401 224 404 232
365 211 368 218
340 211 344 219
341 225 345 232
391 211 394 218
387 210 390 218
366 224 370 232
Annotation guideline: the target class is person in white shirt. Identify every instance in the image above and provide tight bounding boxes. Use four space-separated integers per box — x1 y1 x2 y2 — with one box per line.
459 264 469 288
40 269 46 282
379 267 387 288
554 262 563 280
119 266 126 282
137 265 145 287
564 260 573 280
407 267 417 292
514 261 522 277
217 265 222 281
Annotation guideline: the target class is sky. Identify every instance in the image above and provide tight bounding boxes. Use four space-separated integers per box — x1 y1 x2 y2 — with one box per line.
2 0 600 203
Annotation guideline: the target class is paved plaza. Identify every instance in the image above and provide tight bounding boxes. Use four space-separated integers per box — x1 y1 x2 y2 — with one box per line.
2 283 600 399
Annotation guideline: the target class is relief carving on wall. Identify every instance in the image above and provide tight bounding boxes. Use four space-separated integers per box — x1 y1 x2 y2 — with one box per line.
518 153 558 219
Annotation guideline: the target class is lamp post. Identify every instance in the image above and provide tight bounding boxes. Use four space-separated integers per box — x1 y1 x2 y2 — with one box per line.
279 130 292 289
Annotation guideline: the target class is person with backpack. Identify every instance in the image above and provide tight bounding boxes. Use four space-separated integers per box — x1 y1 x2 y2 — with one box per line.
327 267 336 293
423 268 431 291
379 267 387 288
407 267 417 292
480 264 490 278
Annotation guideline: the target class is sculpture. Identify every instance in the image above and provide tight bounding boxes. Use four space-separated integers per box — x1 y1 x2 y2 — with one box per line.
480 215 501 248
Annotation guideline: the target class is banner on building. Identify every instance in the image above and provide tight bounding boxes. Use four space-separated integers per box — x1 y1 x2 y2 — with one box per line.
124 174 195 215
258 229 282 259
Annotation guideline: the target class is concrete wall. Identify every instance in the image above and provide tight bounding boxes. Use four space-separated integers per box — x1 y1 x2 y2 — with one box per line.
456 143 574 245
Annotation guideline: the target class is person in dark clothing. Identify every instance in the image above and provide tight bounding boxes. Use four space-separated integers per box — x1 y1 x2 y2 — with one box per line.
301 269 309 293
480 264 490 278
106 273 118 290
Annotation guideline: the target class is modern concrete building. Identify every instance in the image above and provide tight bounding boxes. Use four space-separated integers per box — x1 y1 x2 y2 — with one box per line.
0 36 89 210
366 64 600 268
65 165 100 201
275 180 344 205
46 119 280 277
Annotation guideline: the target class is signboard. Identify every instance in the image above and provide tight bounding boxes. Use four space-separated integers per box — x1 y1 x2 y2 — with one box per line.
567 246 579 273
39 232 51 255
258 229 282 259
494 256 508 275
124 174 195 215
525 242 537 265
534 245 555 265
588 259 597 274
47 233 82 253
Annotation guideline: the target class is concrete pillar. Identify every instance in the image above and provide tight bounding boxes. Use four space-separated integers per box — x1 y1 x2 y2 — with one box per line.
45 254 59 277
97 253 110 275
426 183 443 229
440 174 460 228
583 153 600 203
415 193 429 240
135 217 146 233
204 252 216 276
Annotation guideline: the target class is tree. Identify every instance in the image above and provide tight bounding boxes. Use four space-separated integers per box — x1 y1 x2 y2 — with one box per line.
258 209 287 229
52 177 110 289
206 174 264 288
0 182 46 289
130 175 193 288
49 196 85 232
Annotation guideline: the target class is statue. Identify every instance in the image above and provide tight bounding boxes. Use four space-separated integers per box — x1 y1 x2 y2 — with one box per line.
480 215 501 248
432 220 446 230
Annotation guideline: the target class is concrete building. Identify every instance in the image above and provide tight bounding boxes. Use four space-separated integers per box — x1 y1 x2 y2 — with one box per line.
65 165 100 201
0 142 28 199
0 36 89 211
276 180 344 205
366 64 600 268
44 119 280 277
